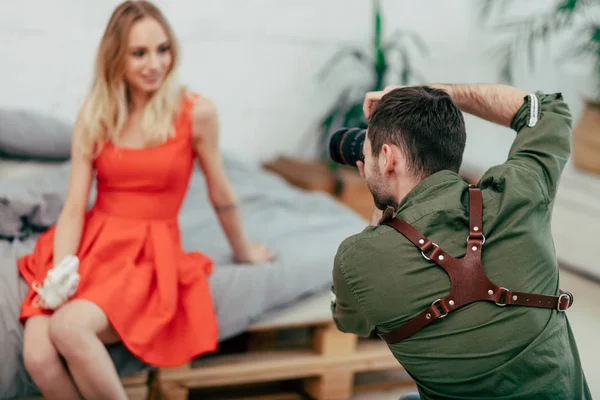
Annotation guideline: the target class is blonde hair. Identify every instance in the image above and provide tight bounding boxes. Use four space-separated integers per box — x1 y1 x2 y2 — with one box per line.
76 0 185 157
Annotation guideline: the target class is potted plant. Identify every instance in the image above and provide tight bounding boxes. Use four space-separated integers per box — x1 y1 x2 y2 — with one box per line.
313 0 428 170
479 0 600 175
262 0 428 210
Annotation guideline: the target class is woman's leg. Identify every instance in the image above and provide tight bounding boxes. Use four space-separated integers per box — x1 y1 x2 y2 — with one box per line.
22 315 80 400
49 299 127 400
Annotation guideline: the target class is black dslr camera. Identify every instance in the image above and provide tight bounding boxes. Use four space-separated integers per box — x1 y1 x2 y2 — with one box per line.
328 127 366 168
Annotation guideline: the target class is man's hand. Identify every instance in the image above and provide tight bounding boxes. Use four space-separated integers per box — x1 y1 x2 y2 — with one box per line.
362 85 403 119
364 83 526 129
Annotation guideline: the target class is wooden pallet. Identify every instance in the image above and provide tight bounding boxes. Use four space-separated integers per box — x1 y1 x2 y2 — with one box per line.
154 291 402 400
121 370 152 400
20 369 150 400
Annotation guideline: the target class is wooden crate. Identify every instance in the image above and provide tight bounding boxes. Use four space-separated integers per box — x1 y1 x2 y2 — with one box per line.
154 292 403 400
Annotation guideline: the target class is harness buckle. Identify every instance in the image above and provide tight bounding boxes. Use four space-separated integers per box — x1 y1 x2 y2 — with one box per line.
557 293 571 312
431 298 448 318
467 234 486 245
421 243 439 261
495 287 509 307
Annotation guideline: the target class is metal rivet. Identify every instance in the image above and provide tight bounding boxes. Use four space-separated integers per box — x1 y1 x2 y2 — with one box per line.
426 313 431 319
438 255 444 261
449 300 455 306
488 290 493 295
512 295 517 301
419 239 424 244
472 246 477 251
474 226 479 231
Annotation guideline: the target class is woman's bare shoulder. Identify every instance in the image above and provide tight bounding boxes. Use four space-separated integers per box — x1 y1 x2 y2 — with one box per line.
189 93 216 116
188 92 218 140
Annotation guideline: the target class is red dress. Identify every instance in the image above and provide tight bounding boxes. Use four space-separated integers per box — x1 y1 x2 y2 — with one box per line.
17 94 219 367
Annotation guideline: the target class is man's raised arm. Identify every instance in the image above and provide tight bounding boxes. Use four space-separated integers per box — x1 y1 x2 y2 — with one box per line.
431 84 528 128
370 83 572 204
439 84 571 204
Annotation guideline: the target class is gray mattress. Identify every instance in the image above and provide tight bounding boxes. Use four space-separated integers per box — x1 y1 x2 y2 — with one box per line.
0 155 367 399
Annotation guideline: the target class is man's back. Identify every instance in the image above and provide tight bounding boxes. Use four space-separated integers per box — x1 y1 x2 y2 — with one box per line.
332 91 591 399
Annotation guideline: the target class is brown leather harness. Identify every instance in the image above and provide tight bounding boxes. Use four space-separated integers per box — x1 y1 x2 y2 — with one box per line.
376 186 574 344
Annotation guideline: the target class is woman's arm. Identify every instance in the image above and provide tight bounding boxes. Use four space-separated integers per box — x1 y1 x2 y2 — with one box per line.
191 96 274 264
53 115 94 266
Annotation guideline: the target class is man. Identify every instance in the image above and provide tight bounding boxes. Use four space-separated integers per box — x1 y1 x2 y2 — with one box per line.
330 84 591 399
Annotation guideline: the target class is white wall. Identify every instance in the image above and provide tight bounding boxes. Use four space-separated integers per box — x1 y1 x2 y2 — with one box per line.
0 0 593 171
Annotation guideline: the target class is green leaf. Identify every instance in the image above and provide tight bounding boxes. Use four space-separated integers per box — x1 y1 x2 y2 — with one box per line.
500 49 514 84
484 37 515 84
527 28 536 73
555 23 600 61
374 0 382 51
477 0 496 22
413 71 428 85
315 47 372 81
399 47 411 85
477 0 519 22
344 102 368 128
556 0 582 13
383 28 429 55
592 26 600 45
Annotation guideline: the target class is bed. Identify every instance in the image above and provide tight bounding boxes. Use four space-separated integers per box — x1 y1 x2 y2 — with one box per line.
0 153 368 399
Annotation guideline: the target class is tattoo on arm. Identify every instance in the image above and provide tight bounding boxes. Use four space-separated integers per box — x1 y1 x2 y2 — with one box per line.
214 203 238 213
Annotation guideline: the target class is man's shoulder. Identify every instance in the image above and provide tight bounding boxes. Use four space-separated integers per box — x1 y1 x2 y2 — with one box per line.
337 224 386 250
476 161 548 207
335 224 406 268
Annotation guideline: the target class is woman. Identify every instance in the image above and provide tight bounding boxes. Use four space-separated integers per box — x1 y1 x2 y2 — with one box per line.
18 1 274 399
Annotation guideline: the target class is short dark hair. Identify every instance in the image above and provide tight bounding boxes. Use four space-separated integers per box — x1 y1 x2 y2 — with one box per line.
368 86 466 179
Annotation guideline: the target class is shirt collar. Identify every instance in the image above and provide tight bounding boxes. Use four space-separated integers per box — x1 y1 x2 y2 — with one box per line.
395 170 464 214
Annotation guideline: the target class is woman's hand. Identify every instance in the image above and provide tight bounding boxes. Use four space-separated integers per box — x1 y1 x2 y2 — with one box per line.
235 243 276 265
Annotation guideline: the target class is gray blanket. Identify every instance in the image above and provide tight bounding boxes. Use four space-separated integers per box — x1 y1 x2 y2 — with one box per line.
0 155 368 399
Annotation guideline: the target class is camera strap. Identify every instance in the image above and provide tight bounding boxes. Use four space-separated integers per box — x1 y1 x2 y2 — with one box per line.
376 185 574 345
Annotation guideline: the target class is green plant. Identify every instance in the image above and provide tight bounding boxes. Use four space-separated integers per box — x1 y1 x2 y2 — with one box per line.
480 0 600 99
313 0 428 164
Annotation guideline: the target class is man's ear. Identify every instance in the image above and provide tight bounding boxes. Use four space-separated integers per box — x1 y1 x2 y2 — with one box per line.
381 144 397 174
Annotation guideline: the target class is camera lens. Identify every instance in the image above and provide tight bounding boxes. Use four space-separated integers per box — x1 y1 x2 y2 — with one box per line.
329 127 366 168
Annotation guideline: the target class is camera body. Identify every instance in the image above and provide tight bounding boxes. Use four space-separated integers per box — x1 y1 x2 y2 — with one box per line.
328 127 366 168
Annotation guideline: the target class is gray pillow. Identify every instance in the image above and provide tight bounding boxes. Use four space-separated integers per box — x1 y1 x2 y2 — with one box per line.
0 161 71 239
0 109 72 161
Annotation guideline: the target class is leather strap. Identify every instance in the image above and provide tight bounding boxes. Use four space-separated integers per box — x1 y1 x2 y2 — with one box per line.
503 289 573 310
377 186 573 344
468 186 484 242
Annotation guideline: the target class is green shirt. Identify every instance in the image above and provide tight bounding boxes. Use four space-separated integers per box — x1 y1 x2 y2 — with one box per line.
331 92 591 399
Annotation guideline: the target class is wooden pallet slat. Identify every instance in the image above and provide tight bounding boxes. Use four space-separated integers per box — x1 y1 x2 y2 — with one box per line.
158 333 398 399
20 370 150 400
303 324 357 400
156 291 404 400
